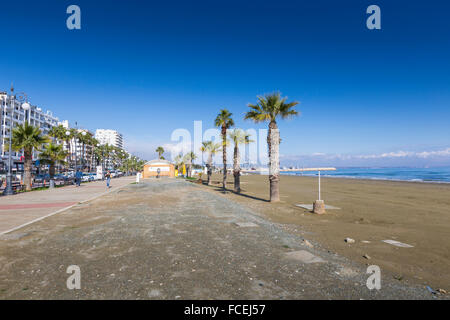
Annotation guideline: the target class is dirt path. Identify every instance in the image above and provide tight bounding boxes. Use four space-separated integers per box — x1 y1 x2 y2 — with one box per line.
0 179 441 299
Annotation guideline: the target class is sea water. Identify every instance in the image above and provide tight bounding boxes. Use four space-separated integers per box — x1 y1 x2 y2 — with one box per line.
281 167 450 183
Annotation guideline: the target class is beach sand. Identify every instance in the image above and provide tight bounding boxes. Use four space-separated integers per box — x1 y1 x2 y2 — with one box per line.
203 173 450 292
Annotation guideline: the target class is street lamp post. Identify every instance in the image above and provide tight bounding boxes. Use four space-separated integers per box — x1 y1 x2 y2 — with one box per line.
65 130 72 171
2 85 28 196
66 127 81 173
80 131 86 171
22 102 30 125
74 122 78 172
97 143 104 180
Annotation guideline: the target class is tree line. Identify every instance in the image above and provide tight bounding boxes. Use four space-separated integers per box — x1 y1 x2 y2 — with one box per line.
7 123 146 191
157 92 299 202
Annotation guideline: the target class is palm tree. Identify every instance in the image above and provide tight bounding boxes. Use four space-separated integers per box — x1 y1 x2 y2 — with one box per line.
64 128 78 170
245 92 299 202
78 131 92 171
183 152 197 178
200 141 221 185
39 143 68 188
199 141 208 181
137 159 146 172
115 148 128 172
214 109 234 189
48 125 67 144
48 125 69 170
228 129 253 193
88 137 99 172
173 153 184 175
11 123 49 191
156 146 165 159
103 144 115 170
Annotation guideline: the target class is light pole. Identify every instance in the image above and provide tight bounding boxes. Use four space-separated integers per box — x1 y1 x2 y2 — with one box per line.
66 127 80 173
2 85 28 196
111 150 116 171
65 130 72 171
97 143 104 180
74 122 78 172
22 101 30 124
80 130 86 171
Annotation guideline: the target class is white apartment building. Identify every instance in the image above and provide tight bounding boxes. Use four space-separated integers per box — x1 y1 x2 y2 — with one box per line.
0 91 61 163
60 121 94 171
95 129 123 149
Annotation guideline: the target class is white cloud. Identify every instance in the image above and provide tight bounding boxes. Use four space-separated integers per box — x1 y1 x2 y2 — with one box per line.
416 148 450 158
162 141 192 160
353 149 450 160
280 147 450 167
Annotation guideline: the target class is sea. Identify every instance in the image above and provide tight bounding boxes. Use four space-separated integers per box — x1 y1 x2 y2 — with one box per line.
280 167 450 183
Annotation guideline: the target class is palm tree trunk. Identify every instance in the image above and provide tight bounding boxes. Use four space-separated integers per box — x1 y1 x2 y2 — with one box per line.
90 147 94 172
207 154 212 186
82 143 85 171
66 139 71 171
49 163 56 189
233 145 240 193
222 126 227 189
268 121 280 202
24 148 33 191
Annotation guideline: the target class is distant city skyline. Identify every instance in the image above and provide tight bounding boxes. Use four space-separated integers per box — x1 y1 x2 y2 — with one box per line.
1 0 449 166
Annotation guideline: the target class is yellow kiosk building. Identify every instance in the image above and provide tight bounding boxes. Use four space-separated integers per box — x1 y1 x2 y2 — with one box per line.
142 159 175 178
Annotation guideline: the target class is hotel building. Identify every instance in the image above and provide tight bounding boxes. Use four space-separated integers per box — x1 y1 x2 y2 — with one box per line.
95 129 123 149
0 91 62 163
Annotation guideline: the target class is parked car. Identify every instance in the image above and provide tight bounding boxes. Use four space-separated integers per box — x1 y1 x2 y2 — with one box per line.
54 174 70 182
81 173 95 182
88 173 98 181
65 171 75 178
34 174 51 183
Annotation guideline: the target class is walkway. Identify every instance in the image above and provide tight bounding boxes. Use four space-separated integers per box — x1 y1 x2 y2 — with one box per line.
0 176 135 235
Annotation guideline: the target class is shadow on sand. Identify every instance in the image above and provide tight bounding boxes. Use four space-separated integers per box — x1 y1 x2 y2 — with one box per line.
200 180 270 203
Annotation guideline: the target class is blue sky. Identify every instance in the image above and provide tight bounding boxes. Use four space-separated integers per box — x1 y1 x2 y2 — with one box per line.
1 0 449 166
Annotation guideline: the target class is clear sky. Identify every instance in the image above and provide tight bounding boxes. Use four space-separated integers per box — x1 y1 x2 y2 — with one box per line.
1 0 449 166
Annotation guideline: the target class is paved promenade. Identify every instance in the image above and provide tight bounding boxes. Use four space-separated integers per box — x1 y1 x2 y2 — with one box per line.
0 176 135 235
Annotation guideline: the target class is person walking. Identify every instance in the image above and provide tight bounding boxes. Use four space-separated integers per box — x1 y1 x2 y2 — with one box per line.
105 170 111 189
75 170 82 187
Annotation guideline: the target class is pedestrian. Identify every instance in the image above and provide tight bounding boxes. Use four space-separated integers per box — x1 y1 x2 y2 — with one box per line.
75 170 82 187
105 170 111 188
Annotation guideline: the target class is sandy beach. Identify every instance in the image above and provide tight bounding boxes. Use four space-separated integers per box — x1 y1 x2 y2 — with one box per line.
203 173 450 292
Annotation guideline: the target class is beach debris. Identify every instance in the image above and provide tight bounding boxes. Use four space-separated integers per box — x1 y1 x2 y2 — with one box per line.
361 240 371 244
393 274 403 281
234 222 258 228
382 240 414 248
302 239 313 248
345 238 355 244
147 289 161 298
426 286 437 295
363 254 371 260
284 250 326 264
